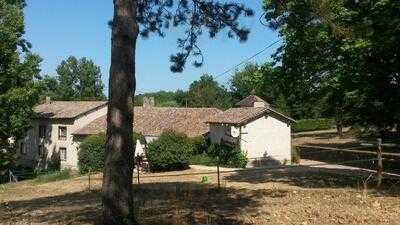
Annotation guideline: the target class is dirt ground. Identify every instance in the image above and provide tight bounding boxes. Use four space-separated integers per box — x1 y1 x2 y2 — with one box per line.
1 165 399 225
292 128 359 148
292 129 399 153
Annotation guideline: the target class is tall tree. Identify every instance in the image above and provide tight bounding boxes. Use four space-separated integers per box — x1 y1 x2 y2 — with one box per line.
264 0 400 135
187 74 232 109
42 56 106 101
104 0 253 223
229 62 287 112
0 0 42 171
230 63 263 101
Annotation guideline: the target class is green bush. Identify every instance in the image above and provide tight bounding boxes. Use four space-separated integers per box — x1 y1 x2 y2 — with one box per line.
146 131 193 172
78 132 145 174
34 169 72 183
188 136 209 155
207 143 248 168
293 118 335 132
78 133 106 174
189 153 218 166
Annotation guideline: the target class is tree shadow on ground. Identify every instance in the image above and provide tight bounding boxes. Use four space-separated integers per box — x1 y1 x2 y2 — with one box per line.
132 182 268 225
225 166 400 197
0 190 101 224
0 182 269 225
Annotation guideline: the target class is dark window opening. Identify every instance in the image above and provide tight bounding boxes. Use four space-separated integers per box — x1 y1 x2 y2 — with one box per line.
58 126 67 140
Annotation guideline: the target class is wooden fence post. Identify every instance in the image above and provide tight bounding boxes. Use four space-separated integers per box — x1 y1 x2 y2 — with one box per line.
88 170 91 192
376 138 383 189
217 153 221 190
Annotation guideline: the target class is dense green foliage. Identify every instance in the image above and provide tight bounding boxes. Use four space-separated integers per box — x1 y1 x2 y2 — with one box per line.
146 131 192 172
189 141 248 168
135 91 178 107
207 143 248 168
0 0 42 172
293 118 335 132
78 133 145 174
263 0 400 135
189 153 218 166
33 169 72 183
78 133 106 174
188 136 209 155
185 74 232 109
229 63 292 115
40 56 106 101
135 75 232 109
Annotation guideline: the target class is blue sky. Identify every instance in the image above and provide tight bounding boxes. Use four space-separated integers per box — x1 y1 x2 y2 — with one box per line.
24 0 280 94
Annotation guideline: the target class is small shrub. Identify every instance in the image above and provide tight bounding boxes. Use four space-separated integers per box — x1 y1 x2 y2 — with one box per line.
208 143 247 168
293 118 335 132
34 169 72 183
78 133 106 174
146 131 192 172
78 132 145 174
226 148 248 168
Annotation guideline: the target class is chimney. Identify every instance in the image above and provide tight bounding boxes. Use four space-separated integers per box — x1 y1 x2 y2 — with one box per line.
143 96 155 107
45 96 51 104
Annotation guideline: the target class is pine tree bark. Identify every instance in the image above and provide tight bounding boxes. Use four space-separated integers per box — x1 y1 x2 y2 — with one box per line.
102 0 139 224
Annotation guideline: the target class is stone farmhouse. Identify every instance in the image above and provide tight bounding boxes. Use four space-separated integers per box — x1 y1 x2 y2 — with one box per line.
17 95 294 170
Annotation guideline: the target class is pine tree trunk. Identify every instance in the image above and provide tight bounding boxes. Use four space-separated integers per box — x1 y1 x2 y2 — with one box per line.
102 0 138 224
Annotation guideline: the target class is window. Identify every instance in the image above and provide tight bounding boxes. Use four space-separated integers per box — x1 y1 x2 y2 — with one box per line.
59 147 67 161
20 142 26 155
58 126 67 140
39 125 46 138
38 145 45 157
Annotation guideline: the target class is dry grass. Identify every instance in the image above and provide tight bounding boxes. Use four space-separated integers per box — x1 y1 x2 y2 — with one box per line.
0 166 399 225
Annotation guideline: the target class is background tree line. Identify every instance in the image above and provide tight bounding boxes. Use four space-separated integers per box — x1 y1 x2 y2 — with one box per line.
0 0 105 173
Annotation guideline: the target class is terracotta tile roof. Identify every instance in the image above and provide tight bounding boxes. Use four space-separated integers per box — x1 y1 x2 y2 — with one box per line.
73 107 222 137
206 107 269 125
34 101 107 119
235 95 269 107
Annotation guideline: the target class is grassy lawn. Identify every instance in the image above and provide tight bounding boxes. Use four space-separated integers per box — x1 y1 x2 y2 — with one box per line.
0 166 399 225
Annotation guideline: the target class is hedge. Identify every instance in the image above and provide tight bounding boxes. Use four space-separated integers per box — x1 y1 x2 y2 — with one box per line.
146 131 193 172
293 118 335 132
78 132 145 174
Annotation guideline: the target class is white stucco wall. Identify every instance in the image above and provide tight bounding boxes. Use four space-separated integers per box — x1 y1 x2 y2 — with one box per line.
66 105 108 169
209 113 292 164
17 105 108 170
240 114 291 162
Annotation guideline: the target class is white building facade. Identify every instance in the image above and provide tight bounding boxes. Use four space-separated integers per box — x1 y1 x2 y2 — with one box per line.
17 101 107 170
18 95 294 170
208 95 295 164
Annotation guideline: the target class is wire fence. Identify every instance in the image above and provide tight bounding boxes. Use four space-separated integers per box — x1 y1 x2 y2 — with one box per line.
3 139 400 193
81 156 400 192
